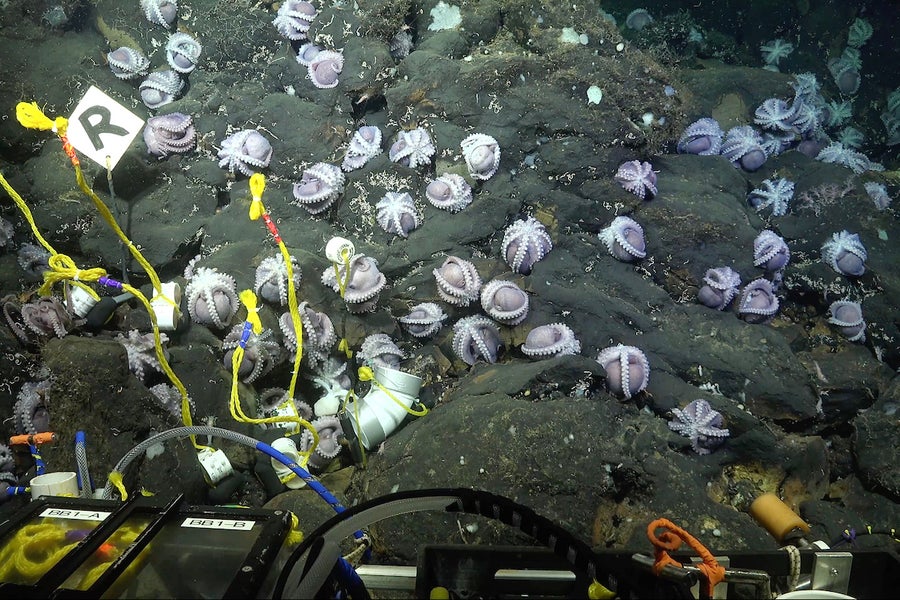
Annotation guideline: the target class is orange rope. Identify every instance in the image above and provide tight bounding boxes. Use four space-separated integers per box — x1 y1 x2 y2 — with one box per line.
647 518 726 597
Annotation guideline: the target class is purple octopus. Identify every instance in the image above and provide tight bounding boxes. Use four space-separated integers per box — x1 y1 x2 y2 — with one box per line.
676 118 723 155
143 112 196 158
753 230 790 272
721 125 767 172
827 300 866 343
501 216 553 275
596 344 650 399
697 266 741 311
615 160 657 200
737 278 779 324
668 399 730 455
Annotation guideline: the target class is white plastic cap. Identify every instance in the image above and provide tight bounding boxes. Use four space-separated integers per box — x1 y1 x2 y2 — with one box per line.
314 388 345 417
151 281 182 331
30 471 79 499
270 437 308 489
325 236 355 263
68 286 99 318
197 448 233 485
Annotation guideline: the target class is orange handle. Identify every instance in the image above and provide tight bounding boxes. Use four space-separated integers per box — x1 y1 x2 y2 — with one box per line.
10 432 58 446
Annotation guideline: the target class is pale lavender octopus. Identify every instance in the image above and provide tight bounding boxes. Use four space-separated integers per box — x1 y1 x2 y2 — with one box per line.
599 215 646 262
184 264 239 330
677 118 723 155
753 98 799 133
165 32 202 74
107 47 149 80
433 256 482 306
17 243 50 281
753 230 790 272
828 48 861 96
596 344 650 399
20 296 73 338
460 133 501 180
697 266 741 311
821 230 867 277
747 178 794 217
376 191 421 238
299 415 344 472
721 125 767 171
297 43 322 66
737 278 779 324
358 333 406 370
140 0 177 28
398 302 447 338
310 358 352 417
148 382 194 420
217 129 273 177
501 216 553 275
342 125 382 172
307 50 344 89
222 325 283 384
257 388 313 428
827 300 866 342
615 160 657 200
426 173 472 213
143 112 196 158
279 301 337 368
480 279 529 326
668 399 730 455
272 0 316 40
389 127 435 169
292 162 345 214
452 315 502 366
520 323 581 359
139 70 184 110
116 329 168 381
321 254 386 313
13 379 52 435
254 254 302 306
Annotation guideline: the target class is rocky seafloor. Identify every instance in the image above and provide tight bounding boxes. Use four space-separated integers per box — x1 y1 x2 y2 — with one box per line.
0 0 898 573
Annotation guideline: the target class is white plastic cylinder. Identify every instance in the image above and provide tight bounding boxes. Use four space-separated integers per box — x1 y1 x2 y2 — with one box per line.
68 286 98 318
325 236 355 263
197 448 233 485
151 281 182 331
270 437 308 489
314 387 346 417
30 471 79 499
350 366 422 450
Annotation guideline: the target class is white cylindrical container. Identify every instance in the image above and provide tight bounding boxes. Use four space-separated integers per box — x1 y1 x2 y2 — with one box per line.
351 366 423 450
325 236 355 263
68 286 99 318
31 471 79 499
197 448 233 485
151 281 182 330
270 437 308 489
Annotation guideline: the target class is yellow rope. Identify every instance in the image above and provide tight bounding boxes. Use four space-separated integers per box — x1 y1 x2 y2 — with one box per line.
13 102 203 460
241 175 320 458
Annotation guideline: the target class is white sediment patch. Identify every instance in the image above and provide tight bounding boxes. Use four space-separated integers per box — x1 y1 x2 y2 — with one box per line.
428 1 462 31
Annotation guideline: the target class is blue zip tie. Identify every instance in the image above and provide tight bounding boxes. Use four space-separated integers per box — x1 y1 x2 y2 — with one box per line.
239 321 253 348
